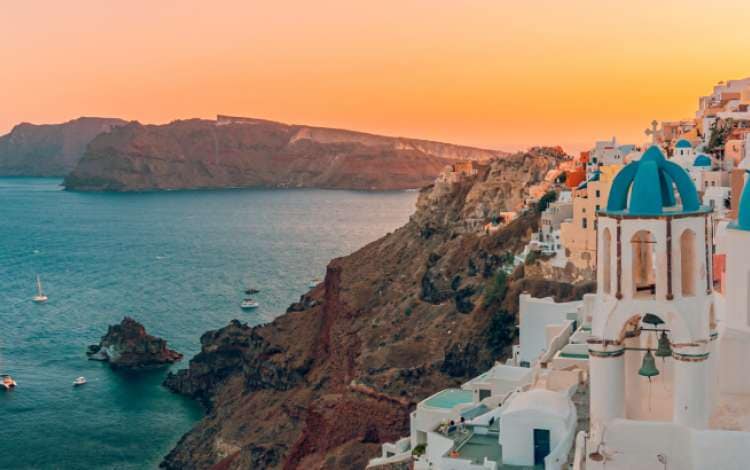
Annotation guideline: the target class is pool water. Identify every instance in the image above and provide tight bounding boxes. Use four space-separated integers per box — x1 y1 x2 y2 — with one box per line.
424 389 473 409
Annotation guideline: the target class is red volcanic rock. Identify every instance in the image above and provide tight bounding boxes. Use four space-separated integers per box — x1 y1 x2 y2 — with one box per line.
87 317 182 369
0 117 126 176
64 116 506 192
160 149 586 470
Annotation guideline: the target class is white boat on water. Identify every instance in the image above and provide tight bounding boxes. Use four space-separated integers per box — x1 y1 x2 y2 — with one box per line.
32 274 48 303
1 375 17 390
73 376 87 387
240 298 259 310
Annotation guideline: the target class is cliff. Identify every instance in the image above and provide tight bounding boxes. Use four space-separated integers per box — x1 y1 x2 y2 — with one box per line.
0 117 126 176
63 116 506 191
160 147 593 469
87 317 183 369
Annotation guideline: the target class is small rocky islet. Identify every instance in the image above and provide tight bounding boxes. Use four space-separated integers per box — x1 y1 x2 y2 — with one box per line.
87 316 183 369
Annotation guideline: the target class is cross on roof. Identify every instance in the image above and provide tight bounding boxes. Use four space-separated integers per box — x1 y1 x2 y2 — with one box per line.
644 120 660 144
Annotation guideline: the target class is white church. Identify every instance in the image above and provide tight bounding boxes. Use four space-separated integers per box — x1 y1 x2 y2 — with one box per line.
580 145 750 470
369 144 750 470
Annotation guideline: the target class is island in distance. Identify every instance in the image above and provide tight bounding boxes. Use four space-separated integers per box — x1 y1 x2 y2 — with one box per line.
0 116 126 176
62 115 506 192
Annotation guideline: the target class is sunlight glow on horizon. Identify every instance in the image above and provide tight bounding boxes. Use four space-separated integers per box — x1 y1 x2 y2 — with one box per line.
2 0 750 153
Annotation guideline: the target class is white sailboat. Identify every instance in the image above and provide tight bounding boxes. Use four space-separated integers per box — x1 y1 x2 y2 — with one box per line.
32 274 48 303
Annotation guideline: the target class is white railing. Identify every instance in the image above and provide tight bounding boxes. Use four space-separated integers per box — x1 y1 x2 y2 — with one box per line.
572 430 587 470
544 403 578 470
539 320 575 367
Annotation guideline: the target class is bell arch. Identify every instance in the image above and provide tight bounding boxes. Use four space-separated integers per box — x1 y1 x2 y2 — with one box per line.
631 230 656 298
601 305 694 345
681 229 696 297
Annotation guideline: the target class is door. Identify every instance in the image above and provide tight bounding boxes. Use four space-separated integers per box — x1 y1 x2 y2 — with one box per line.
533 428 551 465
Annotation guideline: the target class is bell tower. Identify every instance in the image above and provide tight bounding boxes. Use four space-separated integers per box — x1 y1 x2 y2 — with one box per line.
588 146 716 429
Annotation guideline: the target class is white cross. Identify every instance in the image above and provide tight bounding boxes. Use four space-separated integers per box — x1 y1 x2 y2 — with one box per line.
644 120 660 144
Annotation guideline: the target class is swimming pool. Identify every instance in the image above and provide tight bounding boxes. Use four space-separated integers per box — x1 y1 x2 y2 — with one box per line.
423 389 473 409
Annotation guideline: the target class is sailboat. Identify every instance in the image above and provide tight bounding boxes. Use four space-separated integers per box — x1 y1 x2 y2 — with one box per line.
32 274 48 303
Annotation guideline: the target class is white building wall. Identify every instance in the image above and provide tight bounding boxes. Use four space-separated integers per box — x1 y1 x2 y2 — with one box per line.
518 294 582 365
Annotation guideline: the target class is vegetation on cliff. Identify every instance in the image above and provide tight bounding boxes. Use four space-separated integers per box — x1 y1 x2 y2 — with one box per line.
160 147 594 469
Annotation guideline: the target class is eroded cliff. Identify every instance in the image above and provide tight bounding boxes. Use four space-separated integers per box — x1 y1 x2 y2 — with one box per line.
63 116 506 191
161 147 593 469
0 117 126 176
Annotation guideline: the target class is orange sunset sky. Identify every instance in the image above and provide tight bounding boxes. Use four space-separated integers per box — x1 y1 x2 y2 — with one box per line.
2 0 750 153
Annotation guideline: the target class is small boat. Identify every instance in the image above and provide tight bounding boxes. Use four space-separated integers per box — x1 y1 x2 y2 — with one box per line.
240 298 259 309
244 288 260 295
73 376 87 387
308 279 320 289
32 274 48 303
1 374 17 390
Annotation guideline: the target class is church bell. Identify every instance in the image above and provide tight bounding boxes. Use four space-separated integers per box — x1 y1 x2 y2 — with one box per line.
655 331 672 358
638 349 660 378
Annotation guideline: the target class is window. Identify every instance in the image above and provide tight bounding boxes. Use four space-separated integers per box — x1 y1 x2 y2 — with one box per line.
596 190 601 198
582 218 587 229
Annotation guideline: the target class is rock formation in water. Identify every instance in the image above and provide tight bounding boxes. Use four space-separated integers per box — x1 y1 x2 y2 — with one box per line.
63 115 506 192
0 117 126 176
87 317 183 369
160 147 594 469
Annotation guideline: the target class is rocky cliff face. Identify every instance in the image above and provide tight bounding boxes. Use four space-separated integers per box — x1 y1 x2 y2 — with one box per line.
161 148 592 469
64 116 506 191
0 117 126 176
87 317 183 369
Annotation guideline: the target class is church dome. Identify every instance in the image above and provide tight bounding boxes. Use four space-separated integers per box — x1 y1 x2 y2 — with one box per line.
693 154 712 167
606 146 702 216
675 139 692 149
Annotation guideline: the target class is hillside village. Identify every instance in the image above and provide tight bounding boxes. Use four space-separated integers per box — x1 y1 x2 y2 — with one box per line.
367 78 750 470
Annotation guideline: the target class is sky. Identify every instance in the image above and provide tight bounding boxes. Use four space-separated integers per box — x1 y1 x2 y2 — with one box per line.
2 0 750 153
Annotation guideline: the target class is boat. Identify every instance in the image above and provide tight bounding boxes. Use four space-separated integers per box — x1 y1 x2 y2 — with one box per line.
240 298 259 309
244 288 260 295
32 274 48 303
308 279 320 289
73 376 87 387
1 374 16 390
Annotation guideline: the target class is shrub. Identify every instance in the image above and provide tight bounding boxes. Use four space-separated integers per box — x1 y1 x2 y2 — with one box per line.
483 271 508 308
487 310 516 354
537 190 558 213
412 444 426 457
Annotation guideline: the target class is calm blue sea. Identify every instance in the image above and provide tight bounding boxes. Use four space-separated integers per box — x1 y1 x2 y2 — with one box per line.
0 178 417 469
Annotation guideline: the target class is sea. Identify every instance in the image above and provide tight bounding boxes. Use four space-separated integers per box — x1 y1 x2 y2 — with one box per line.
0 178 417 469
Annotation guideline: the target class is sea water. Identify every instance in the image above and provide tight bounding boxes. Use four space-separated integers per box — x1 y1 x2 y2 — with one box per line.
0 178 417 469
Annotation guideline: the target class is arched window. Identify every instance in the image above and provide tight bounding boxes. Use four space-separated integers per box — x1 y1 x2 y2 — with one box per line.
632 230 656 297
602 228 612 294
681 229 696 297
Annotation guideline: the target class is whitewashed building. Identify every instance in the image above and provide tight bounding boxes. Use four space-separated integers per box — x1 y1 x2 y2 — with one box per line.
576 145 750 470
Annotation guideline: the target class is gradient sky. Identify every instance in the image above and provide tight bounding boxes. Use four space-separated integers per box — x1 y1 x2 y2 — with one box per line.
2 0 750 153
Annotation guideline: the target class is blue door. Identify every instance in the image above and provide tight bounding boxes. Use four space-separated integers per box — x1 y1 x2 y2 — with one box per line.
533 428 551 465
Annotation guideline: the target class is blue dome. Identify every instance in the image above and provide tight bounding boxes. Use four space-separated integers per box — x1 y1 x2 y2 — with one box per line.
738 177 750 230
693 154 712 167
606 146 702 216
675 139 692 149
